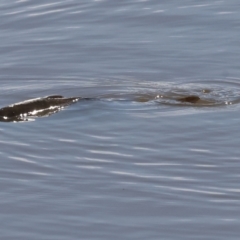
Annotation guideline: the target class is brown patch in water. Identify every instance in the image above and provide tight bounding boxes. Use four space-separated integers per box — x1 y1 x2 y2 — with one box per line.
177 95 200 103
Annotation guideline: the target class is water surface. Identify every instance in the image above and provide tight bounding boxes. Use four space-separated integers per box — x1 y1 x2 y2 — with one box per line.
0 0 240 239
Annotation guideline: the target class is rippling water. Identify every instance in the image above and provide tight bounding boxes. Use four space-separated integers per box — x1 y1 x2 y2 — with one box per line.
1 0 240 239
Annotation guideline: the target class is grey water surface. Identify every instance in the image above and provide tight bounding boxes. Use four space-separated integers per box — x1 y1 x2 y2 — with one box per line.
0 0 240 239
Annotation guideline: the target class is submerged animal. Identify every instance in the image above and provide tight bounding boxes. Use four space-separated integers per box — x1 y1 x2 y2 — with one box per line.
0 93 212 122
177 95 200 103
0 95 83 122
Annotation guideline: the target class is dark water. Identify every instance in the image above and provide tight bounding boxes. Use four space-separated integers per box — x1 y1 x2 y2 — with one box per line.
1 0 240 239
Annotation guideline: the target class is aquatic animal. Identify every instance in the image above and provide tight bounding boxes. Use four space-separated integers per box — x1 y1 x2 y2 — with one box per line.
0 93 212 122
0 95 82 122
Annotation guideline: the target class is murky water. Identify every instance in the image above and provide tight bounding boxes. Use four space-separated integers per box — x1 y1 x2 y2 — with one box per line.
0 0 240 239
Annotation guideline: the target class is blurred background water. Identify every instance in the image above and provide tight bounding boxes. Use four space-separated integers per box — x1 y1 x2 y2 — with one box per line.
0 0 240 239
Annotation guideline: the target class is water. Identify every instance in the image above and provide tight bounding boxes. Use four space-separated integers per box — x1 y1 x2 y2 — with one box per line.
0 0 240 239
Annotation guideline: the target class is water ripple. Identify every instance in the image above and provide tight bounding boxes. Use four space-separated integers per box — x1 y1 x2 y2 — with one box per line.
156 185 226 196
89 150 133 157
9 156 36 164
111 171 192 181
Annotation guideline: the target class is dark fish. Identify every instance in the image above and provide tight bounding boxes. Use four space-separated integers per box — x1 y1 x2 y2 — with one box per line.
0 95 82 122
